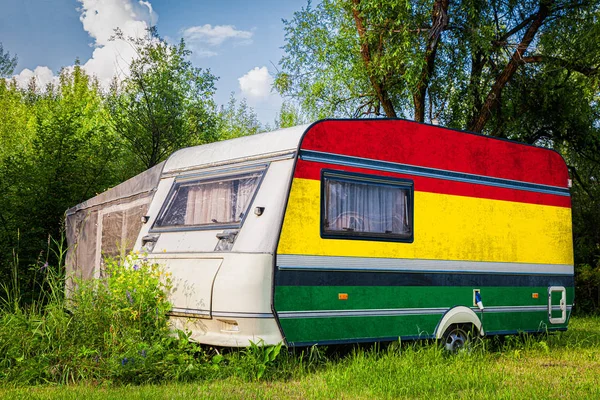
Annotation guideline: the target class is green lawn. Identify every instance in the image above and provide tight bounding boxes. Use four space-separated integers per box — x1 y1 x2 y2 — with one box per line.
2 316 599 399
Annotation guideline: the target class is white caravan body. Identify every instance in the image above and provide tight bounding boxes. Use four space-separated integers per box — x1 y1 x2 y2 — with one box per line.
66 125 308 346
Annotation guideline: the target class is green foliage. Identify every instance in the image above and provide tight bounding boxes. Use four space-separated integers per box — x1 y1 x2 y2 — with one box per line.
69 252 173 345
215 93 264 139
0 42 17 77
575 262 600 314
278 0 600 131
0 28 229 294
274 101 308 129
276 0 373 119
0 252 192 384
107 28 218 170
0 248 294 386
244 341 283 380
3 317 600 397
0 65 121 293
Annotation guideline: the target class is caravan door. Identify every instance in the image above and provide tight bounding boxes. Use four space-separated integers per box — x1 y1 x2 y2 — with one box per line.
153 255 223 319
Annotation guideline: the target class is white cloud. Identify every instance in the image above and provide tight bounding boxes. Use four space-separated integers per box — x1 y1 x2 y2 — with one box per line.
195 49 219 58
182 24 253 57
238 66 282 125
13 66 57 89
12 0 158 89
78 0 155 47
238 66 274 99
183 24 253 46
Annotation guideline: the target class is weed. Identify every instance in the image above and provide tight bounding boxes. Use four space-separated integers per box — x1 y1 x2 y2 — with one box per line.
0 250 211 385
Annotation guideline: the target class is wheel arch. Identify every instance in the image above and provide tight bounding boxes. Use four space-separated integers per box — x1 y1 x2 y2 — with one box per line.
435 306 484 339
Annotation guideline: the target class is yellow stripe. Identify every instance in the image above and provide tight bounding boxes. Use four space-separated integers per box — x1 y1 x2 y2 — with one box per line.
277 178 573 265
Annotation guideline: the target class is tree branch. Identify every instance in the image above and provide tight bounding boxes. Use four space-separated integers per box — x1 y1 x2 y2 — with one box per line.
469 1 552 133
522 55 599 77
413 0 449 123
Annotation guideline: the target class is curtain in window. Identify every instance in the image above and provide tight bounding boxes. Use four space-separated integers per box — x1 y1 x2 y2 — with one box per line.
183 175 260 226
185 182 233 225
233 177 259 220
326 179 410 235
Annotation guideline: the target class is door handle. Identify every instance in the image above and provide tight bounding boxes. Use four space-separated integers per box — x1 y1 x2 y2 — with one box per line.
216 230 238 243
142 234 159 245
141 234 159 251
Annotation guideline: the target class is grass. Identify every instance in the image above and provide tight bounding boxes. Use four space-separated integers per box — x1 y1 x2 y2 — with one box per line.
1 316 599 399
1 246 599 398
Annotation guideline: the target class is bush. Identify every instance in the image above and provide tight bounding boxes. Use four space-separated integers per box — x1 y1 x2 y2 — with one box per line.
574 262 600 314
0 252 215 384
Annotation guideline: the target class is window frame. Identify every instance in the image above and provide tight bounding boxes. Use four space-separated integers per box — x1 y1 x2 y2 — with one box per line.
320 169 414 243
150 165 268 233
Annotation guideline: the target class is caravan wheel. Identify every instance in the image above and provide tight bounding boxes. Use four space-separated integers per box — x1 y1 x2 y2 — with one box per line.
442 324 473 352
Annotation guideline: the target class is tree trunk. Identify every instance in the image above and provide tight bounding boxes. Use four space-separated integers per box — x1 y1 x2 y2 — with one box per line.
467 53 485 127
351 0 397 118
413 0 449 123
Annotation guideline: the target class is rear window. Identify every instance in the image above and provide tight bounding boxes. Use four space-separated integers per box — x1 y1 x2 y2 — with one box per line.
153 168 265 230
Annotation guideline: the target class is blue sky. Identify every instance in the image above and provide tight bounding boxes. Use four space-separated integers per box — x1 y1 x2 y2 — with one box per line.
0 0 307 124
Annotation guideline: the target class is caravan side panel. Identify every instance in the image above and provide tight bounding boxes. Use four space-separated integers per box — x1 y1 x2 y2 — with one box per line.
274 120 573 346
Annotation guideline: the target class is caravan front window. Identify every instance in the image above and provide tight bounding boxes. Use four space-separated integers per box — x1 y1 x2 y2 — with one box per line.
321 170 413 242
154 168 265 230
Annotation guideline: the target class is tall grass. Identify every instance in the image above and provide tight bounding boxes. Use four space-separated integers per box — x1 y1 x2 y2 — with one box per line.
0 242 290 386
0 247 202 385
1 241 599 397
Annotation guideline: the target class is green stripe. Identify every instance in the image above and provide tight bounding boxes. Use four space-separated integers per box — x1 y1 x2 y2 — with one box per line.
274 286 574 311
280 314 441 344
279 312 570 345
275 286 572 344
477 311 571 333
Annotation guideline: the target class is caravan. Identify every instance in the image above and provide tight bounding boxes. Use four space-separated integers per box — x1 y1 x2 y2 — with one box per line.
66 119 574 349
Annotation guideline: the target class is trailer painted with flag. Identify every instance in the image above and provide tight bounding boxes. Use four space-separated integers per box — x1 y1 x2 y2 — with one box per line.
66 119 574 347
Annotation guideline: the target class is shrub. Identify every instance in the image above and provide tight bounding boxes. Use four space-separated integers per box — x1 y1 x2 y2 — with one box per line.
574 262 600 314
0 252 215 384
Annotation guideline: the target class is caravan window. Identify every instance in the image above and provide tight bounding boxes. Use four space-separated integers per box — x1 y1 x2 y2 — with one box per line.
321 170 413 242
154 168 265 230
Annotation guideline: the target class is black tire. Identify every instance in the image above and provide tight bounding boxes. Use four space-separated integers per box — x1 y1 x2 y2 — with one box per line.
443 324 476 352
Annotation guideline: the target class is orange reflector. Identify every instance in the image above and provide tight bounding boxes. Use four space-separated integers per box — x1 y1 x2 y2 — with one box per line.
532 293 539 299
338 293 348 300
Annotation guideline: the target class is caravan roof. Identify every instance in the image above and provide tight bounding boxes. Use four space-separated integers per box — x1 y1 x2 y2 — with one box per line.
163 124 309 174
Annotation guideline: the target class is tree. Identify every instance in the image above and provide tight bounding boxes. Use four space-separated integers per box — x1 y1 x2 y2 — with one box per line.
277 0 600 312
108 28 218 171
0 78 36 283
274 101 308 129
0 64 120 292
0 42 17 77
276 0 599 134
215 94 264 139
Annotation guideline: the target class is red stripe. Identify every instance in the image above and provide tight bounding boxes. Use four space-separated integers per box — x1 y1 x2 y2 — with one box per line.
294 160 571 208
301 120 569 188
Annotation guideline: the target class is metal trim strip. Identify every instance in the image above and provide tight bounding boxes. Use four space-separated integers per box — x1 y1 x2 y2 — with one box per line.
169 307 210 317
212 311 274 319
277 305 573 319
163 150 296 177
299 150 570 197
169 308 274 319
277 255 574 276
278 307 446 319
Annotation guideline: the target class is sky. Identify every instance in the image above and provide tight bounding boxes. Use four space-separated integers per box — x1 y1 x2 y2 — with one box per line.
0 0 307 124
